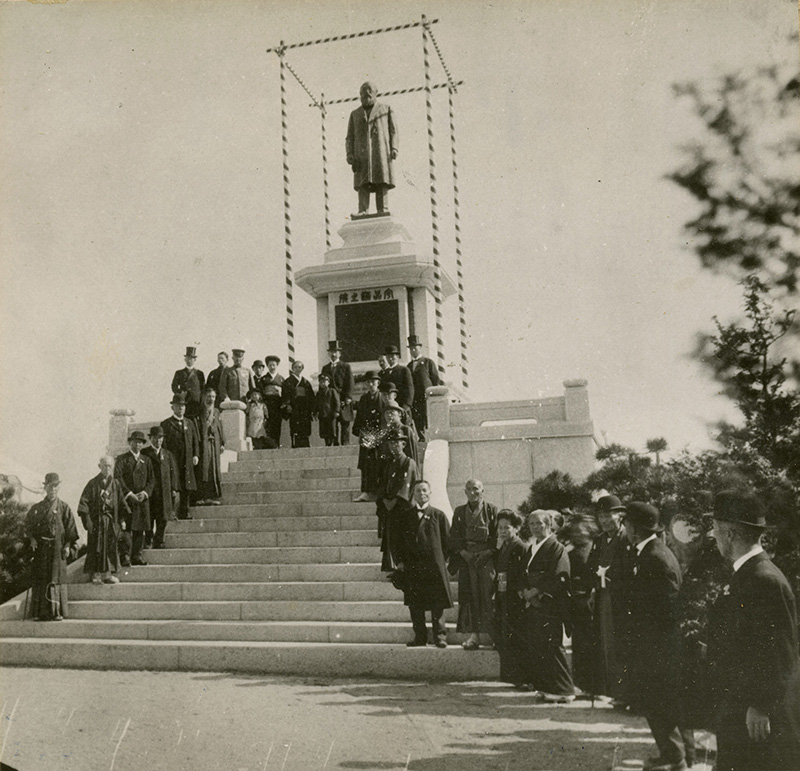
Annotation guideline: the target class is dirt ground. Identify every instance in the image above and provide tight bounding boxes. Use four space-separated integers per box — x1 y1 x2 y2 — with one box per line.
0 668 715 771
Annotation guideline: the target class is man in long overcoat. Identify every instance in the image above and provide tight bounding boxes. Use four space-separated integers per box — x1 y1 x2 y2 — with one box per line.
396 480 452 648
380 346 414 414
195 386 225 505
78 456 128 582
25 472 79 620
142 425 178 547
206 351 229 408
352 370 383 501
622 502 687 771
161 393 199 520
281 360 315 448
171 346 205 418
709 491 800 771
345 81 398 214
321 341 354 445
406 335 440 440
115 431 155 566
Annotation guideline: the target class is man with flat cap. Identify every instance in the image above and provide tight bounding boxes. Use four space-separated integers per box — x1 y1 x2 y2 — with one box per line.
406 335 441 440
219 348 255 404
321 341 354 446
142 425 178 548
114 431 155 566
622 501 687 771
260 355 285 448
345 81 398 215
171 346 205 418
352 370 383 501
161 393 200 520
380 345 414 414
586 493 632 702
709 490 800 771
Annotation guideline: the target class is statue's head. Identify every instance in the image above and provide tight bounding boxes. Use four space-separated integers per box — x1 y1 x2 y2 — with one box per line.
360 82 377 109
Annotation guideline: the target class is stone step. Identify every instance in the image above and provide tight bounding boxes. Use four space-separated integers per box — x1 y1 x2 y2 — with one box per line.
0 636 498 680
68 581 407 602
66 600 452 623
245 445 359 460
221 489 356 505
230 455 357 472
188 502 373 518
172 514 376 533
142 545 378 565
225 466 356 480
164 529 378 548
116 563 383 583
222 477 360 492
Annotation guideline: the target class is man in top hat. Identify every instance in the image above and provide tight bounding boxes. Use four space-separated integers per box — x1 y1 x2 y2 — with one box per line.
586 493 633 702
171 346 205 418
25 472 79 620
709 491 800 771
395 480 452 648
114 431 155 566
219 348 255 403
142 425 178 548
206 351 229 408
621 502 686 771
78 456 128 583
281 360 315 448
345 81 398 215
260 355 285 448
406 335 441 440
160 393 200 520
380 345 414 413
321 341 354 445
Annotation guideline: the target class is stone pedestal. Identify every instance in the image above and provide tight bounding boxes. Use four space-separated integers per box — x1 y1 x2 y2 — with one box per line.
108 409 136 457
295 215 456 377
219 401 250 453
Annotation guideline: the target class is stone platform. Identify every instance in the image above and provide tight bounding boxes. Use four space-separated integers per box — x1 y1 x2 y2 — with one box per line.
0 445 498 680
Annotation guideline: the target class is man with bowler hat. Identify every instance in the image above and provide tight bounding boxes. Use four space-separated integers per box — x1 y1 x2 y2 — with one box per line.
142 425 178 548
406 335 440 440
114 431 155 566
380 345 414 413
622 501 687 771
171 346 205 418
321 341 354 445
219 348 254 403
160 393 199 520
709 490 800 771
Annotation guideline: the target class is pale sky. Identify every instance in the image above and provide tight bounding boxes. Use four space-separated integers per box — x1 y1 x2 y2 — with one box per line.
1 0 798 506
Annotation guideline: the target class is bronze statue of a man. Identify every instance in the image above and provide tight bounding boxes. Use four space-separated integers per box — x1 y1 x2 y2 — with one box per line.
346 82 399 215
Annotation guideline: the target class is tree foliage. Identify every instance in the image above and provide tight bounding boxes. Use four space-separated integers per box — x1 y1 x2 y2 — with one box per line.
0 478 32 604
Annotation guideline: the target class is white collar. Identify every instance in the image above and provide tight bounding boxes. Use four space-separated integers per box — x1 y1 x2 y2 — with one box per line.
635 532 657 555
526 533 553 567
733 544 764 573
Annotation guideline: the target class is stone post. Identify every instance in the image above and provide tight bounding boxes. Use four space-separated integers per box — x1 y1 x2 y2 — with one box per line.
426 385 451 440
108 409 135 457
219 401 250 452
563 379 590 422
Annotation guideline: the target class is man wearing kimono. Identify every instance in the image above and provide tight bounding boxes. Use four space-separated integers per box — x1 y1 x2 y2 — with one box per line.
115 431 155 566
281 360 315 448
142 425 178 547
25 473 79 620
160 392 199 520
78 457 128 583
396 480 452 648
345 81 398 214
195 386 225 505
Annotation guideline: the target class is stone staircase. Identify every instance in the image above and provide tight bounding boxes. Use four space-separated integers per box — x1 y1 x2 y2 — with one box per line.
0 445 498 680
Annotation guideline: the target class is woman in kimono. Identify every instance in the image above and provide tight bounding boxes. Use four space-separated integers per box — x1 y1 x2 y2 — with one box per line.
518 509 575 702
25 473 79 620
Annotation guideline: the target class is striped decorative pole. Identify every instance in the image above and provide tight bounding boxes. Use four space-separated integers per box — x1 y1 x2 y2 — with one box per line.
278 44 295 363
320 94 331 251
266 19 439 52
448 87 469 390
422 16 446 377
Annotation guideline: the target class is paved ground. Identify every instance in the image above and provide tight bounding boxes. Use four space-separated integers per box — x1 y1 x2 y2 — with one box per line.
0 668 715 771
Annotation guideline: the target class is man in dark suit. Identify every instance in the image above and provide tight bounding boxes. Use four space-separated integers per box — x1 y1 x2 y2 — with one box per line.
160 393 200 520
114 431 155 566
171 346 205 418
709 491 800 771
321 340 354 446
395 480 452 648
622 502 687 771
380 345 414 413
406 335 440 440
206 351 229 408
142 425 178 548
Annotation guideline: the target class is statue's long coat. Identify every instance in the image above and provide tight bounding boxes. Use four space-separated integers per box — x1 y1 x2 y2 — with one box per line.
346 102 398 190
